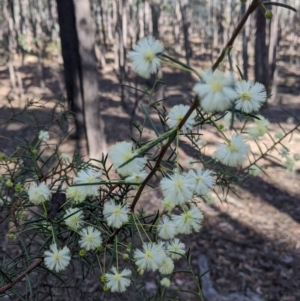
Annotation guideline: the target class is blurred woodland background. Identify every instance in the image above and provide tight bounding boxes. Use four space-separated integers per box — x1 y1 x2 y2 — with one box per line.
0 1 300 300
0 0 300 157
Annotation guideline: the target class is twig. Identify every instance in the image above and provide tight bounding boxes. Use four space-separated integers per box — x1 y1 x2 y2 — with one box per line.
131 96 200 212
0 258 43 293
0 198 24 224
241 123 300 173
212 0 261 71
97 184 118 206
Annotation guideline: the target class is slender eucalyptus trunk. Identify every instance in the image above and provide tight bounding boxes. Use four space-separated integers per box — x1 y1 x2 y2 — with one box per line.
255 6 269 92
73 0 107 158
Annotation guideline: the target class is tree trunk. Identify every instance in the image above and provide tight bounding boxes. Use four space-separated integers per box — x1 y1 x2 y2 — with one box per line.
242 2 250 80
117 0 128 108
268 7 280 103
56 0 87 153
3 0 24 99
112 0 119 70
255 6 268 92
29 0 45 88
127 0 136 48
73 0 107 158
93 1 106 68
173 1 181 54
179 2 192 65
150 0 160 39
143 1 152 36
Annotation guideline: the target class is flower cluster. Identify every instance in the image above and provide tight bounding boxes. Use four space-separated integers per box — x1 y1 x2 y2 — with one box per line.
193 69 267 113
6 34 296 299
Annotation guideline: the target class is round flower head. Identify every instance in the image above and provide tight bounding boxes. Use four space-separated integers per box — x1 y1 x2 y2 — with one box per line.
64 208 84 230
66 186 87 204
167 104 195 133
196 139 207 147
172 206 203 234
103 199 130 229
275 131 284 139
249 165 261 176
1 195 11 205
128 36 164 79
247 115 269 139
193 69 237 112
60 153 70 162
294 153 300 161
154 241 168 259
287 116 295 124
160 277 171 287
157 216 176 240
279 146 289 158
203 193 215 204
38 130 50 142
186 157 195 168
159 257 174 275
160 172 195 206
166 238 186 260
161 199 176 212
44 243 71 272
105 267 132 293
125 170 148 189
134 242 166 272
214 134 250 167
283 157 295 173
108 141 147 177
28 183 51 205
79 226 102 251
234 81 267 113
74 168 102 197
189 168 215 195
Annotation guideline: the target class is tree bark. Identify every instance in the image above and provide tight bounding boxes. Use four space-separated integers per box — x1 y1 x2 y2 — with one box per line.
255 6 269 92
3 0 24 99
268 6 280 103
173 1 181 54
242 2 250 80
150 0 160 39
179 2 192 65
143 1 152 36
73 0 107 158
56 0 87 153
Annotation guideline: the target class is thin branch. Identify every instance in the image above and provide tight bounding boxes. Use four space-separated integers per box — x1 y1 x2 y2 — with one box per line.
241 123 300 172
0 198 24 224
213 0 261 71
130 96 200 212
0 258 43 293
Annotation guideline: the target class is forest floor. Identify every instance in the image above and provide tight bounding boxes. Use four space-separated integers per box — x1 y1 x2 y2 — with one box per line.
0 50 300 301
